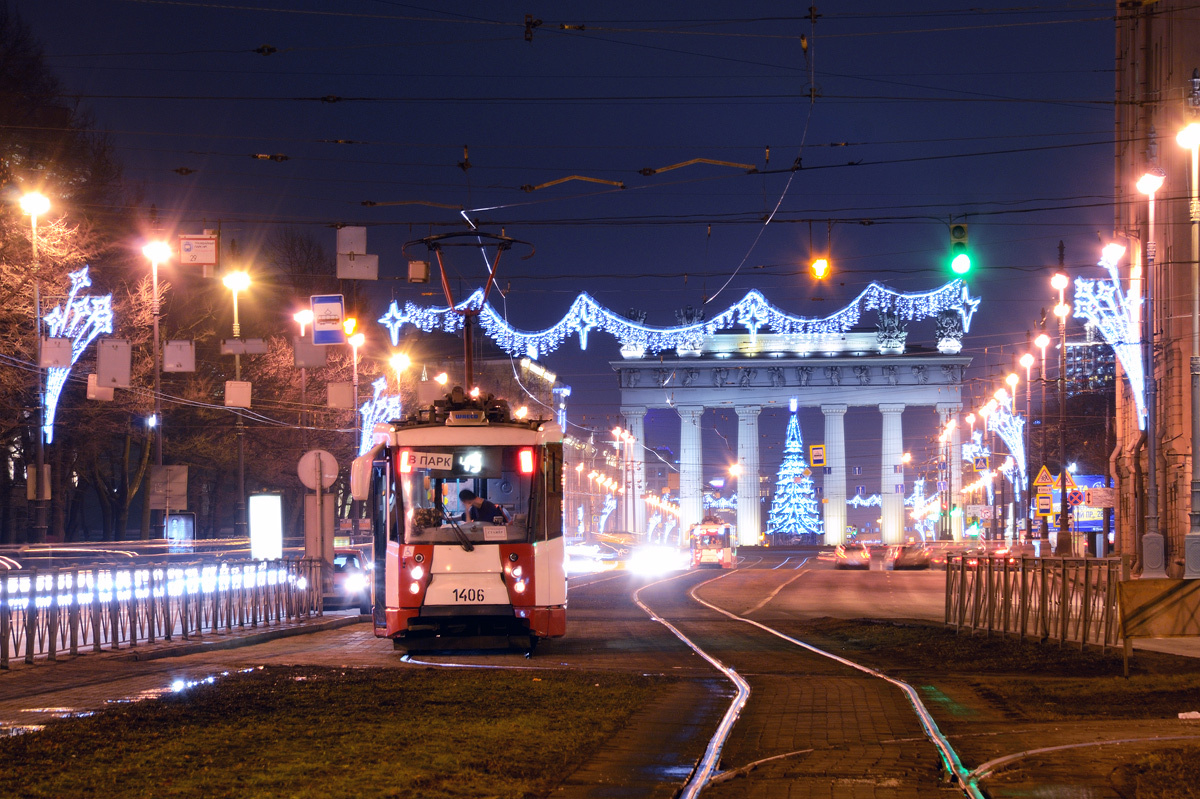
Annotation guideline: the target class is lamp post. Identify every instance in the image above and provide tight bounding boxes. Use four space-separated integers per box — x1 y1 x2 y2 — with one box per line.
979 401 996 540
1019 355 1034 540
143 241 171 540
293 309 313 434
1179 102 1200 576
1137 167 1166 575
350 326 362 453
1006 372 1022 539
20 192 50 543
1034 333 1051 539
1051 273 1072 555
223 270 250 538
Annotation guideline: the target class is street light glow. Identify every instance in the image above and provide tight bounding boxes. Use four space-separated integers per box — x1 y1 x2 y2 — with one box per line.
293 309 313 335
222 271 250 292
343 317 357 336
1035 333 1050 351
349 332 365 349
1006 372 1019 389
1054 302 1070 319
142 241 171 264
19 192 50 217
1136 168 1165 196
1019 353 1034 370
1050 273 1069 292
390 352 411 373
1178 122 1200 151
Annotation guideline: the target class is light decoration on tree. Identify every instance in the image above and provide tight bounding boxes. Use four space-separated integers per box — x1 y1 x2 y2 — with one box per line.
646 513 662 541
598 494 616 532
358 377 403 456
907 478 940 540
986 392 1026 501
379 280 980 358
766 399 823 536
576 506 585 536
663 516 678 545
43 267 113 444
1073 244 1146 429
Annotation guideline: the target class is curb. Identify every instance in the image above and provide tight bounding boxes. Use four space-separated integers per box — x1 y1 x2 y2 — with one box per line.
122 614 369 662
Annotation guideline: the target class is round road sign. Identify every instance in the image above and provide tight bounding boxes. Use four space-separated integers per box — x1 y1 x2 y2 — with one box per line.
298 449 338 491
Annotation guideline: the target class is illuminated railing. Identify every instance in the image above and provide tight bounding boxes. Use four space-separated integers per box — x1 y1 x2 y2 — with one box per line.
944 554 1126 650
0 558 322 669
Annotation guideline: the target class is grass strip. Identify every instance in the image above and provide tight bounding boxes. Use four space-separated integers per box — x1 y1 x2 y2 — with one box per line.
2 665 665 799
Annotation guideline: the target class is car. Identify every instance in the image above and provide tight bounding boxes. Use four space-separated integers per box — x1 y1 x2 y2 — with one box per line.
834 543 872 569
330 548 372 614
891 544 932 570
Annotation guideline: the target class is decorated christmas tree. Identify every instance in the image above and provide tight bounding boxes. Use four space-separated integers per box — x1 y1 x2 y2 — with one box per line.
767 400 823 537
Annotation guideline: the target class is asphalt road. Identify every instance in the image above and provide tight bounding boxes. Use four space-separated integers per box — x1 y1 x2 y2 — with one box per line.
9 548 1178 797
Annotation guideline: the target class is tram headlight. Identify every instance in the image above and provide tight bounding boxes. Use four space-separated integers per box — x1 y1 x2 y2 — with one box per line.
410 564 425 581
514 580 527 594
511 565 522 579
408 582 421 595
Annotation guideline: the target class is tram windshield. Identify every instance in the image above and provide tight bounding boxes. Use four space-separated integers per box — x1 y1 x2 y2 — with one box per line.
399 445 536 545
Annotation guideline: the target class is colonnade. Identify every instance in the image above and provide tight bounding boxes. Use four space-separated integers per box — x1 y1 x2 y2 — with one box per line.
622 401 964 547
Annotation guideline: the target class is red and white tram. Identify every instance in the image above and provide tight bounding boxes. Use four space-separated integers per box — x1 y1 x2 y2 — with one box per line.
350 387 567 651
689 522 738 569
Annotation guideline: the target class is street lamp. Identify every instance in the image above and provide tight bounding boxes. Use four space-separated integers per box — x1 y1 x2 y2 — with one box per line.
1052 274 1072 556
1180 113 1200 576
20 192 50 542
1138 167 1166 574
142 240 171 540
349 330 365 455
223 270 251 537
1019 355 1035 539
293 309 313 433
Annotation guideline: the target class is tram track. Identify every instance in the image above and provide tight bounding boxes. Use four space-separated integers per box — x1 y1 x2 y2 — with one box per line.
635 567 986 799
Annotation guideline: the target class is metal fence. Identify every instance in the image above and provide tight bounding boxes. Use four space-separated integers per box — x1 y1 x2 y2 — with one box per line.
1 558 324 668
944 554 1129 650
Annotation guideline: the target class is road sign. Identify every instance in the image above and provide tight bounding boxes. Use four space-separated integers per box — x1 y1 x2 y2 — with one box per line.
810 445 826 467
1056 471 1078 489
1033 465 1055 486
1067 489 1085 507
311 294 346 345
179 234 218 266
973 456 988 471
937 480 947 491
1036 494 1053 516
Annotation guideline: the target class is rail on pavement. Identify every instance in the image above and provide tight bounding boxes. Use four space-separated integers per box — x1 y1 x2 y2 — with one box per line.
944 553 1129 651
0 558 325 669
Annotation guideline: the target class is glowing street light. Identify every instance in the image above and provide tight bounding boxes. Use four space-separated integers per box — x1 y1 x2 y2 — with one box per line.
1138 163 1166 572
20 192 50 542
349 330 365 454
142 242 171 470
1180 107 1200 575
222 270 251 537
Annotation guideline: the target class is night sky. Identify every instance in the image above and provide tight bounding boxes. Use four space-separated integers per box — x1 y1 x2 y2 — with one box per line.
20 2 1118 508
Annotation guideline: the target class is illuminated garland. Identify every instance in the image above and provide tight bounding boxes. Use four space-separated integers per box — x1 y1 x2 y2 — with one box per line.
358 377 402 455
986 396 1026 499
1073 247 1146 429
846 481 936 510
43 267 113 444
576 506 585 536
703 492 738 511
380 281 980 358
599 494 616 532
961 430 995 504
646 513 662 540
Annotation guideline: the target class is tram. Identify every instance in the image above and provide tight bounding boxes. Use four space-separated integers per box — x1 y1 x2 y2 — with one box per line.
350 387 567 650
689 522 738 569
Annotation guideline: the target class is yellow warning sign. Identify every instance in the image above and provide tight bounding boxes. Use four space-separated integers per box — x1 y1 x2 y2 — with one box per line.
1055 471 1077 489
1033 465 1055 486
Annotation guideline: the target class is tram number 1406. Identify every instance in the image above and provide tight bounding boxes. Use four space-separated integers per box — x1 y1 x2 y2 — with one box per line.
452 588 485 603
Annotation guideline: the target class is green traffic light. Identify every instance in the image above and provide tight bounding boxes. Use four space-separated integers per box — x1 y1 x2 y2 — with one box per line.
951 252 970 275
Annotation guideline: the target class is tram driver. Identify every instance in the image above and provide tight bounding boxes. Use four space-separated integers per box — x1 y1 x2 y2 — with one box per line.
459 489 510 525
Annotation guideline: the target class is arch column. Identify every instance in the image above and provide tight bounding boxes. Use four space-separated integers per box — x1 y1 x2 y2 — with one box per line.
822 404 848 546
880 403 906 544
938 402 964 541
621 406 647 535
677 405 705 533
735 404 762 547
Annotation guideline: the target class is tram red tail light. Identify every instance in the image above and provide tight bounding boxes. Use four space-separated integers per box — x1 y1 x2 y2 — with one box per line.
399 449 412 473
518 448 535 474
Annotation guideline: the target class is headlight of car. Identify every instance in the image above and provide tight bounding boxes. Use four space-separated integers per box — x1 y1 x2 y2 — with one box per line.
344 573 368 594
